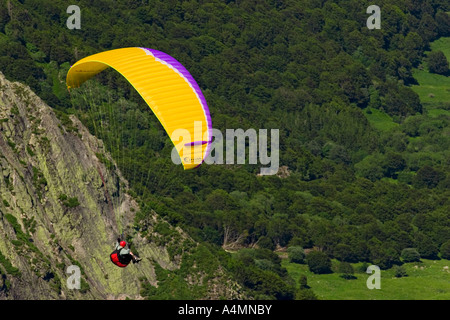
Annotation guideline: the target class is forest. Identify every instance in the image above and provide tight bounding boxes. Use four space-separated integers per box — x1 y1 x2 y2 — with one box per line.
0 0 449 299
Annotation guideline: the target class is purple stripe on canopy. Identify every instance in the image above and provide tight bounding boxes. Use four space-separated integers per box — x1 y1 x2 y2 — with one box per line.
143 48 212 168
184 141 210 146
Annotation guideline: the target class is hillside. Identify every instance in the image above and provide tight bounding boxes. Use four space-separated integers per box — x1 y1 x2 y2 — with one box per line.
0 72 241 299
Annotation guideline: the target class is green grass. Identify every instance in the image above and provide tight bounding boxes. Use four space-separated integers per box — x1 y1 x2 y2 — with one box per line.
427 108 450 118
364 108 399 132
430 37 450 59
411 69 450 106
411 37 450 111
283 258 450 300
364 38 450 123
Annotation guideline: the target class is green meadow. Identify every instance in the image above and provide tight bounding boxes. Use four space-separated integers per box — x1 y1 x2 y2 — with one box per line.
430 36 450 58
363 36 450 130
282 258 450 300
411 37 450 111
364 108 399 132
412 69 450 107
364 38 450 131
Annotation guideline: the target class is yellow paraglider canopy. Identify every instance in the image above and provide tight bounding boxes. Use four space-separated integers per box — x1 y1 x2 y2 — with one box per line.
66 47 212 169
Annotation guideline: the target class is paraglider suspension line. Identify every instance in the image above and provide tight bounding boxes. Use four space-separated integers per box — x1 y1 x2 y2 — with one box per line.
97 166 116 230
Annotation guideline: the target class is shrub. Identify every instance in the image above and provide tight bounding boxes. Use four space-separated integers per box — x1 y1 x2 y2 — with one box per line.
306 251 332 274
295 288 318 300
393 265 408 278
338 261 356 280
287 246 305 264
66 197 80 208
0 250 20 276
358 262 370 273
26 145 35 156
58 194 68 201
258 236 275 251
428 51 449 75
440 240 450 260
401 248 421 262
299 274 309 289
60 195 80 208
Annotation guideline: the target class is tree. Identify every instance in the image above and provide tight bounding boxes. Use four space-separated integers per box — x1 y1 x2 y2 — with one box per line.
338 262 356 280
413 166 445 189
436 11 450 37
205 189 236 212
267 214 292 247
415 233 439 260
383 85 422 116
287 246 306 264
299 274 309 289
334 243 356 262
296 273 317 301
306 251 332 274
401 248 421 262
418 13 438 42
258 236 275 251
336 62 371 107
403 32 424 67
370 245 401 270
355 153 384 181
383 152 406 178
427 51 449 75
393 265 407 278
440 240 450 260
295 287 318 300
0 5 9 33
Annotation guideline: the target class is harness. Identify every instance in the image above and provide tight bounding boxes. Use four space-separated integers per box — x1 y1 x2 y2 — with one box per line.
110 248 132 268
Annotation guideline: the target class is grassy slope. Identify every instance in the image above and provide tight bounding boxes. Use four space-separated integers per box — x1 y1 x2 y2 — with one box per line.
412 69 450 107
364 108 399 132
411 37 450 111
365 37 450 128
283 258 450 300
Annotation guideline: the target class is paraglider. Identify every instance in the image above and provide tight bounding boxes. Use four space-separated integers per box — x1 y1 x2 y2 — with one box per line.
110 239 141 268
66 47 212 169
66 48 212 268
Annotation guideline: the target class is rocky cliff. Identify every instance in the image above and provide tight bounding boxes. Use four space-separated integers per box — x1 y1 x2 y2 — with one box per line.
0 72 240 300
